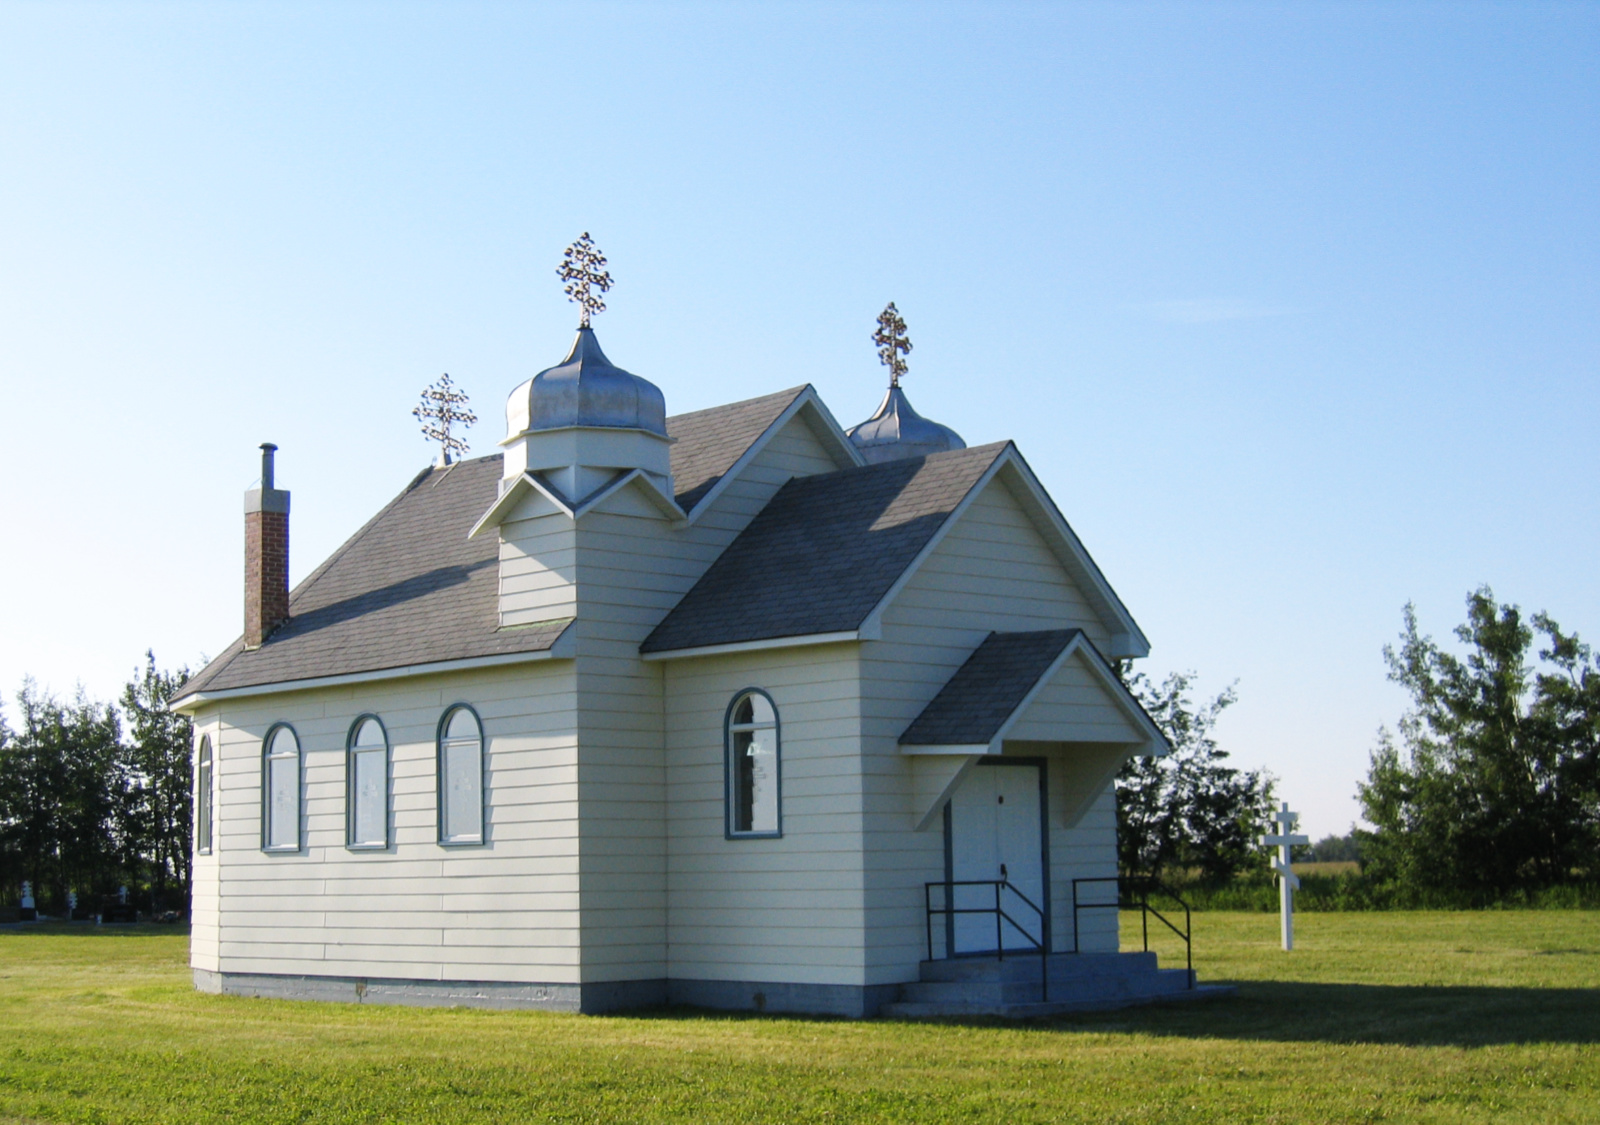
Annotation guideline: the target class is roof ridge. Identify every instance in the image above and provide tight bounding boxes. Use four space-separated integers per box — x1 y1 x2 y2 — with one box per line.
641 438 1010 655
787 438 1010 485
666 385 808 426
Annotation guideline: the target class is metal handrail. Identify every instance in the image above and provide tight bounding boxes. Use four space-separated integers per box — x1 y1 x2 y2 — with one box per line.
924 879 1050 1002
1070 876 1193 989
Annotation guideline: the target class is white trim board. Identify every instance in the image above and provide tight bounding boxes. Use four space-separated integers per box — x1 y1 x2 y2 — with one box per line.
681 386 863 525
469 468 685 539
858 444 1151 660
169 632 576 714
640 630 862 662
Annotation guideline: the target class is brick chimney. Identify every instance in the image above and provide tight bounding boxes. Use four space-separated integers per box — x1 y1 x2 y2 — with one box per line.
244 443 290 649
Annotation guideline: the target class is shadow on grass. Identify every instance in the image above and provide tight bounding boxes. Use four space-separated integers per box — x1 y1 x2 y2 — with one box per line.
599 980 1599 1048
961 981 1600 1047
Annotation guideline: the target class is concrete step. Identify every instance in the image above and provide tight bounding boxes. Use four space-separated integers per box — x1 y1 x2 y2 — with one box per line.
877 951 1223 1019
899 978 1130 1007
898 965 1195 1007
918 951 1159 984
879 984 1234 1021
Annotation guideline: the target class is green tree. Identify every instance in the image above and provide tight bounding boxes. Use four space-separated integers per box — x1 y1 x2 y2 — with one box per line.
1115 669 1276 884
119 653 193 910
0 681 122 912
1306 832 1362 863
1359 588 1600 898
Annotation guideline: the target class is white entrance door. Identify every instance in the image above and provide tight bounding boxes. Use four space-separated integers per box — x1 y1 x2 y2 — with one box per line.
947 762 1047 954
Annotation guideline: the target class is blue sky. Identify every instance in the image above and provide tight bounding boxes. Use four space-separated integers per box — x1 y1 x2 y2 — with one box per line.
1 1 1595 836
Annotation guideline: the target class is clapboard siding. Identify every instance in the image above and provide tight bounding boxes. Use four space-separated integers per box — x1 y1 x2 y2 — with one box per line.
1048 782 1119 953
1005 658 1142 743
565 412 849 983
857 473 1129 980
499 514 576 627
191 716 223 971
663 642 866 985
192 658 580 985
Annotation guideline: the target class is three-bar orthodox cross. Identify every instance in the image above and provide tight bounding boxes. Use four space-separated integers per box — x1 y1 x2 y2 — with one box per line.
873 301 912 387
1259 802 1310 951
558 232 613 328
414 373 477 467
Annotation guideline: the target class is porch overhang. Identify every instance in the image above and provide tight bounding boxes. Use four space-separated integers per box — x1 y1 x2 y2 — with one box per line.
898 629 1170 831
898 629 1169 758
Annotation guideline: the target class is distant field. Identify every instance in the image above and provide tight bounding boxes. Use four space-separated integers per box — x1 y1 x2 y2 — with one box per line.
1 912 1596 1124
1290 860 1360 877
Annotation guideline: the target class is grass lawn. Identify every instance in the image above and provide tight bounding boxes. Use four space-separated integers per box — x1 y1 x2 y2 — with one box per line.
1 912 1596 1124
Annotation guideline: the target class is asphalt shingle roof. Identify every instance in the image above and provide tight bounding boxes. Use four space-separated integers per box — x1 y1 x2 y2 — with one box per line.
175 455 570 701
639 442 1009 654
898 629 1088 746
176 388 812 701
668 386 808 511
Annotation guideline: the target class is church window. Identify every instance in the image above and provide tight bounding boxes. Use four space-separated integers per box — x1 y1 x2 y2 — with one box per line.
438 705 484 845
196 735 214 855
726 690 780 837
262 724 301 851
347 716 389 849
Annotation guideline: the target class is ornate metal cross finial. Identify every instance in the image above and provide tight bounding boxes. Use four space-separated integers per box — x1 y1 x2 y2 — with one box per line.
873 301 912 387
558 232 613 328
413 373 478 466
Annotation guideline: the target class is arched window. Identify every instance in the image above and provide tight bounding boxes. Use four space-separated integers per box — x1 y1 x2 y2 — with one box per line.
726 690 780 838
347 716 389 849
438 705 484 846
196 735 214 855
262 724 301 852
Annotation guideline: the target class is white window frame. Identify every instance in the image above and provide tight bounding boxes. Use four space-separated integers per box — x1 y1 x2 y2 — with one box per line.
196 734 214 856
437 704 485 846
346 715 390 851
725 688 782 839
261 723 302 853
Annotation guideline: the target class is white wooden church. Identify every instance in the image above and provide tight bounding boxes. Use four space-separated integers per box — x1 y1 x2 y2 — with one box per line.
173 247 1210 1017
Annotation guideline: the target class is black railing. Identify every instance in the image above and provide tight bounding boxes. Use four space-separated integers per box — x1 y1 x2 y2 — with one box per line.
924 879 1049 1002
1070 876 1192 988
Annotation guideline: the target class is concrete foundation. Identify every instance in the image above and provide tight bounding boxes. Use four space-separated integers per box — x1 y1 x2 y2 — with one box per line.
194 969 896 1017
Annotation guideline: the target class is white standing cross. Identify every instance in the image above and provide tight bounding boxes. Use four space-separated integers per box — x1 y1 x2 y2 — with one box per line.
1259 802 1309 951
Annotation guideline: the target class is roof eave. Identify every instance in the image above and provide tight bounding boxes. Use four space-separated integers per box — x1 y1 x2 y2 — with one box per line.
168 624 577 714
857 444 1151 660
994 451 1152 659
640 629 862 662
468 472 576 539
898 631 1170 756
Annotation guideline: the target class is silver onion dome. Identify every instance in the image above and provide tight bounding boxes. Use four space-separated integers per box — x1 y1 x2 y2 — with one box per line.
846 384 967 464
505 327 667 438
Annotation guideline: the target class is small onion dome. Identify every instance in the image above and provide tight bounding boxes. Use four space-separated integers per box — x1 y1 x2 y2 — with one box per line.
846 385 966 464
505 327 667 439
